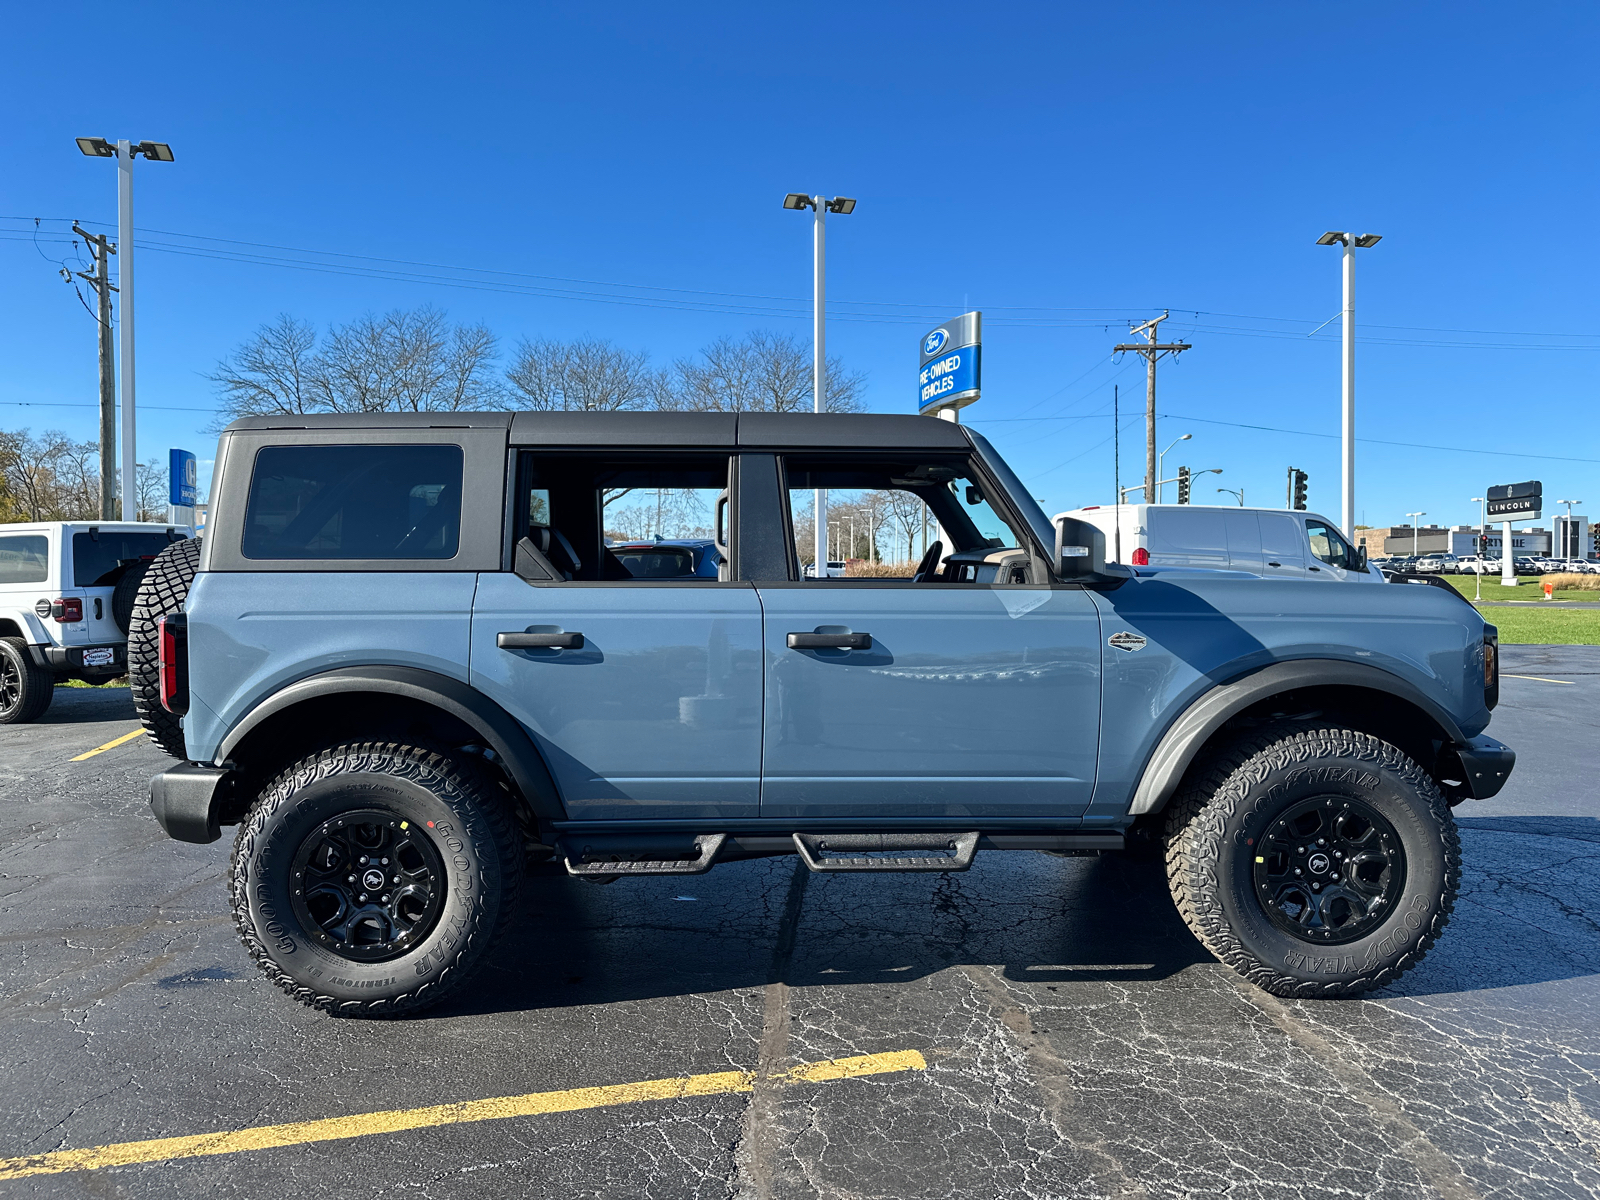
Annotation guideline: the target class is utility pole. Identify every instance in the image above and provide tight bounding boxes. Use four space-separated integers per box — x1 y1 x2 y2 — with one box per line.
1114 312 1191 503
70 223 118 519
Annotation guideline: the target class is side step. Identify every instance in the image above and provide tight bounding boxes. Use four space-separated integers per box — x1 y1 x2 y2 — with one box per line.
792 832 979 873
557 833 725 877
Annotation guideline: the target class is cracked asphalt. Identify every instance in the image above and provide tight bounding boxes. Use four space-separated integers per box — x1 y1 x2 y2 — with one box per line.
2 646 1599 1199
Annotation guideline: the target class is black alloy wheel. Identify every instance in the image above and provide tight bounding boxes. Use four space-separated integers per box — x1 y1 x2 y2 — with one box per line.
290 810 446 962
0 651 19 716
1252 795 1406 945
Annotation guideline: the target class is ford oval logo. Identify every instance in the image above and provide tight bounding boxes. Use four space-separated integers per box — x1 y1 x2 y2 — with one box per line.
923 328 947 356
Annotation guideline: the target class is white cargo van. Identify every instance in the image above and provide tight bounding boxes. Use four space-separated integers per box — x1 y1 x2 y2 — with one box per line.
1056 504 1382 583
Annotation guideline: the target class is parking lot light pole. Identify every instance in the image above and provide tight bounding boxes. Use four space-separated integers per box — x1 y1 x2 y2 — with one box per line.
1316 231 1382 539
1558 499 1583 562
1471 497 1487 601
784 192 856 575
1217 487 1244 506
1157 434 1190 503
77 135 174 520
1407 512 1425 559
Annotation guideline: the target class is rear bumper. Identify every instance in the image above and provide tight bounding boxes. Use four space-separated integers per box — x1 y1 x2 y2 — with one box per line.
27 642 125 675
1446 735 1516 799
149 763 232 844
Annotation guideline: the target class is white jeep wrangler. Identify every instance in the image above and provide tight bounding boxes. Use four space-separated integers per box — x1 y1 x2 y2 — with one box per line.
0 521 191 723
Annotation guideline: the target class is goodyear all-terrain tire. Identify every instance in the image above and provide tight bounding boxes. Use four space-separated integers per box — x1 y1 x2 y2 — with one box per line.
128 537 201 759
0 637 53 724
1164 724 1460 998
231 742 524 1017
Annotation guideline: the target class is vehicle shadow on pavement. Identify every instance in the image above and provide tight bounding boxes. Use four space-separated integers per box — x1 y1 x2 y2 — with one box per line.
435 853 1214 1019
36 686 136 725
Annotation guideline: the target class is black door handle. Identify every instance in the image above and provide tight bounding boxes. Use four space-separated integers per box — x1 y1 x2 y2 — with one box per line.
498 631 584 649
1267 561 1282 567
787 632 871 650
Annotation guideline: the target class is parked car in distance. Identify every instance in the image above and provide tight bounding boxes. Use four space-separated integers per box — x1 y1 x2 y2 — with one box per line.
0 521 191 723
801 560 847 578
1058 504 1383 582
608 538 723 580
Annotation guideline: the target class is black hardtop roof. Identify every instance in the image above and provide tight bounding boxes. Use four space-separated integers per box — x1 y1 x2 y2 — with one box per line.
224 410 973 450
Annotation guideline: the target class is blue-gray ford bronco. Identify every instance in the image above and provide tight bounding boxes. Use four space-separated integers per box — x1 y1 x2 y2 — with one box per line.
133 412 1513 1016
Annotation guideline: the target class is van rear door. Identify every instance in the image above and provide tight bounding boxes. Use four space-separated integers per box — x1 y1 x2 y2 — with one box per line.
1148 508 1228 569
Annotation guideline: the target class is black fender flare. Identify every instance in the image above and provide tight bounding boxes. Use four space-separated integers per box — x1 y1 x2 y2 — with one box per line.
216 665 566 822
1128 658 1471 815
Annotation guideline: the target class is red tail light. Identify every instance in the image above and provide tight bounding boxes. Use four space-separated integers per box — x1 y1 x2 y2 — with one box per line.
158 614 189 715
51 597 83 623
1131 548 1150 566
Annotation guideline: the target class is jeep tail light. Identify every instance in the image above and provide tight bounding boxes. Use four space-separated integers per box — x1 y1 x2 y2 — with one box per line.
1131 548 1150 566
1483 630 1499 711
51 598 83 623
158 614 190 716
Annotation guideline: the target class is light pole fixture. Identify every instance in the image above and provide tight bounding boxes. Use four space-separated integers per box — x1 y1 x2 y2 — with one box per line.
1470 496 1487 601
1407 511 1426 559
1557 499 1584 562
784 191 857 574
78 135 175 519
1157 433 1191 503
1217 487 1244 506
1316 230 1382 540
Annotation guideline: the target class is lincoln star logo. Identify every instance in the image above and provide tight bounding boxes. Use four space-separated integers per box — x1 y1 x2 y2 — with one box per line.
1108 631 1147 652
923 328 948 355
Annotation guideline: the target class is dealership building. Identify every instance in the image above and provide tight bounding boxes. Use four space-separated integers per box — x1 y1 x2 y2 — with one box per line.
1355 518 1593 560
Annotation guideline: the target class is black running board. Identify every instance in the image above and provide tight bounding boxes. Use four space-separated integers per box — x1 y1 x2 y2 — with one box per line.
792 831 980 872
552 830 1123 878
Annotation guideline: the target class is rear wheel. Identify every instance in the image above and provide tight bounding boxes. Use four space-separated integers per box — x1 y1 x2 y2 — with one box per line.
1165 724 1459 997
230 742 524 1016
0 637 53 724
128 538 201 759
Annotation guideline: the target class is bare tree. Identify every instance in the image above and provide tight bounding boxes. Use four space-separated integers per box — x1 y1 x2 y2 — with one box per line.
206 315 320 426
209 308 501 425
506 338 666 411
0 429 101 520
881 488 928 563
134 457 168 522
674 331 865 413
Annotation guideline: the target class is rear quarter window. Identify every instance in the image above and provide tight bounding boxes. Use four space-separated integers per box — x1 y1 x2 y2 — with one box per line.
242 444 464 560
0 535 49 585
72 531 182 587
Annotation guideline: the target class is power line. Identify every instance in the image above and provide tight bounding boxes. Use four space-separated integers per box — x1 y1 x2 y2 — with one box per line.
1156 411 1600 464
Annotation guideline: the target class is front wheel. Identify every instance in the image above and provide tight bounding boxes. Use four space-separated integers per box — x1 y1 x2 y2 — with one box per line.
1165 725 1460 997
230 742 524 1016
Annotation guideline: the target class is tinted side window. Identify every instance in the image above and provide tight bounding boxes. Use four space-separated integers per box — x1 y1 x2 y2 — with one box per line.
73 532 182 587
0 535 48 585
243 445 463 560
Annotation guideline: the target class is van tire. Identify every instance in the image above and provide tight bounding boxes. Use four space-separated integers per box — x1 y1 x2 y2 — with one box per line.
231 742 524 1017
128 538 202 759
1164 723 1459 998
0 637 53 724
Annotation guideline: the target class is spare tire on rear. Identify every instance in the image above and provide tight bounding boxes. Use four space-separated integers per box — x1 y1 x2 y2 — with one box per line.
129 538 202 760
111 561 149 634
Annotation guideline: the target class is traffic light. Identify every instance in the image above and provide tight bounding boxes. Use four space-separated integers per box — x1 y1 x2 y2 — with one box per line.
1292 469 1308 511
1176 465 1191 504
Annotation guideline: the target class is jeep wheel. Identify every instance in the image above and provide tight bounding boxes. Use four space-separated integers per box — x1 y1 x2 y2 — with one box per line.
1165 725 1460 998
128 537 201 759
231 742 524 1017
0 637 53 724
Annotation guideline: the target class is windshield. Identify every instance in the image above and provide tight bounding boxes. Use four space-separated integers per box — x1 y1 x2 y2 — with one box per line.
966 431 1055 553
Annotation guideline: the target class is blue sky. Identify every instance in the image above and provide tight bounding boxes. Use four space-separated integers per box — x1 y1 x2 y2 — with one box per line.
2 2 1596 527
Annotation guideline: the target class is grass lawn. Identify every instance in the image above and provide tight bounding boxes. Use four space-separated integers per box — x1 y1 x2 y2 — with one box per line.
1442 575 1600 603
1475 606 1600 645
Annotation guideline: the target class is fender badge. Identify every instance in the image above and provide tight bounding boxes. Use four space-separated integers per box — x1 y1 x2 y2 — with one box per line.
1108 631 1148 652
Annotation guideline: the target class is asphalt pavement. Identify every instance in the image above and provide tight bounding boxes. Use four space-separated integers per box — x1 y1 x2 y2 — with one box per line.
2 652 1598 1199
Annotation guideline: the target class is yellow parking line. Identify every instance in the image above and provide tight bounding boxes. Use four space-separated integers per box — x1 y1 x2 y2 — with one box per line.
1502 674 1576 685
0 1049 926 1180
70 728 144 762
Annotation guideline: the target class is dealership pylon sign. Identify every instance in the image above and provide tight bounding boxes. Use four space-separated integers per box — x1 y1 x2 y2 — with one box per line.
918 311 981 417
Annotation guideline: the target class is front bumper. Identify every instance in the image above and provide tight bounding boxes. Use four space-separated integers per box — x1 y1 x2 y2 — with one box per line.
149 763 232 844
1444 735 1516 799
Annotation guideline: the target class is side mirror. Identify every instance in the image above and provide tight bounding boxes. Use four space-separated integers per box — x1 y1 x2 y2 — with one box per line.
1054 516 1110 582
